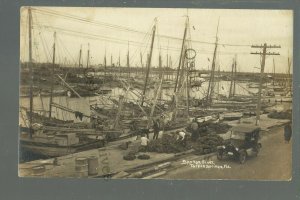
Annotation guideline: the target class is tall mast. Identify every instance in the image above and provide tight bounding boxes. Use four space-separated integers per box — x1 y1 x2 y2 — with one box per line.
272 58 275 86
169 56 172 80
229 58 234 98
118 52 120 66
166 54 169 68
166 40 169 68
111 54 113 66
287 54 292 94
104 50 107 77
118 51 121 77
158 51 163 101
158 51 162 79
148 76 163 127
140 52 143 69
233 54 237 96
78 45 82 68
86 43 90 68
217 62 220 98
127 42 130 78
206 18 220 103
28 7 33 138
174 17 188 94
185 56 190 116
178 44 187 92
141 21 156 106
48 31 56 119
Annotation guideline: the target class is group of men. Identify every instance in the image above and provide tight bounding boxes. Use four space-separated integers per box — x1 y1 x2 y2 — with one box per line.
130 118 162 139
140 128 187 152
131 116 208 152
130 118 163 152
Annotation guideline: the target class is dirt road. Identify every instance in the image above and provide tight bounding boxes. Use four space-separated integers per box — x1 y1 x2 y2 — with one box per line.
161 126 292 180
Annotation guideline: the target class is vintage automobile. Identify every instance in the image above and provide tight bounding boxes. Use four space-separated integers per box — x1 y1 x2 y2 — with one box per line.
217 124 262 164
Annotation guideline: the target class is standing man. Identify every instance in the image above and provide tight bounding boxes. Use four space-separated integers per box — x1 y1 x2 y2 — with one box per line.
152 118 160 140
129 120 139 139
159 114 165 133
140 134 150 152
91 116 97 129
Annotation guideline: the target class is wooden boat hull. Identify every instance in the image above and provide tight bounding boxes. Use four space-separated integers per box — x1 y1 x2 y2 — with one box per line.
20 139 105 157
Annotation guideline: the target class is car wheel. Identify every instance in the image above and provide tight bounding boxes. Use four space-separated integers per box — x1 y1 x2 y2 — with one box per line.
217 150 223 160
239 150 247 164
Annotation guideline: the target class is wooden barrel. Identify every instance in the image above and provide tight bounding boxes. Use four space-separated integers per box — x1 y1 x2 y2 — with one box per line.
88 156 99 176
75 157 88 178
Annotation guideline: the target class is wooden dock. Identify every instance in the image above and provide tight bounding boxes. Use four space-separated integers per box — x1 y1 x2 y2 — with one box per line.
19 113 290 178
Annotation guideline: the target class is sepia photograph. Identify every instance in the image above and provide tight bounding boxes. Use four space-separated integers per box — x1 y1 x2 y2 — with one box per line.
19 7 292 180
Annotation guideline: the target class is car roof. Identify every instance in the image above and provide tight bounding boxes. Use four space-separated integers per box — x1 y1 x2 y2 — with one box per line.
231 124 260 133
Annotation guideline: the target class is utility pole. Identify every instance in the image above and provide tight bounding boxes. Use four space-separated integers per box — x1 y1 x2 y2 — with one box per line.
49 31 56 119
251 43 280 125
28 7 33 138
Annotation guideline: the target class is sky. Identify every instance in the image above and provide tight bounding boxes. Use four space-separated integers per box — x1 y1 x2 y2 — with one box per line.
20 7 293 73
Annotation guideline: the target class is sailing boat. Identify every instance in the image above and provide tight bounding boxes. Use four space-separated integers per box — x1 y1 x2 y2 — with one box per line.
19 8 106 159
63 44 112 98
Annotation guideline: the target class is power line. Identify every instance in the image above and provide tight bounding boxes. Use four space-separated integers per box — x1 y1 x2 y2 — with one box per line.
31 7 251 48
30 23 251 56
